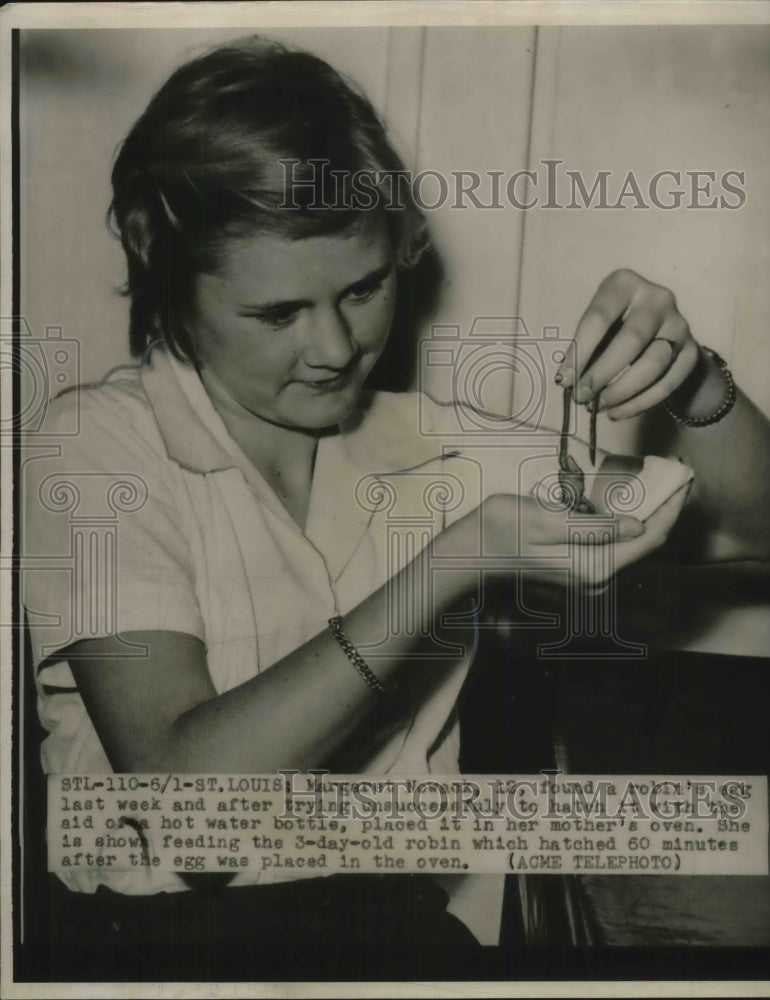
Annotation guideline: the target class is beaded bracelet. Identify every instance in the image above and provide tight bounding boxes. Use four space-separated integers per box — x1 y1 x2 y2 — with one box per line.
664 346 736 427
328 616 386 694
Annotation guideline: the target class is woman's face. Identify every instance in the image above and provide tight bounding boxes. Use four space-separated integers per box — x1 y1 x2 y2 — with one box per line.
189 222 397 433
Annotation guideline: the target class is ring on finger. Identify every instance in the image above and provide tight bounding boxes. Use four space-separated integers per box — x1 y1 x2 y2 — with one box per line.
653 337 680 358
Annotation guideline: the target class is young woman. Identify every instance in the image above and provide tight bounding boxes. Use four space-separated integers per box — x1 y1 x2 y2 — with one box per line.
22 35 770 981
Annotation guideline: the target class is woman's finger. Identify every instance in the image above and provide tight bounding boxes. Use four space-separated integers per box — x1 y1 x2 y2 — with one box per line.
567 513 646 543
528 484 687 587
528 506 644 547
509 484 687 587
597 331 682 410
597 311 690 409
605 339 700 420
556 270 636 387
574 306 664 404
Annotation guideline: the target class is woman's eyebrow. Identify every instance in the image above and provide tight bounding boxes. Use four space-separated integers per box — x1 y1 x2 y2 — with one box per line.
237 262 393 313
238 296 311 315
343 262 393 293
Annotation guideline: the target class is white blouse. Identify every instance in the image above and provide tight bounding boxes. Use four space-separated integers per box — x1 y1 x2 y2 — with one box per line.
23 342 609 939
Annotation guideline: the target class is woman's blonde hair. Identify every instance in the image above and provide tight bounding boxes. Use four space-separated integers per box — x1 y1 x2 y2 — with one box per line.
108 35 428 363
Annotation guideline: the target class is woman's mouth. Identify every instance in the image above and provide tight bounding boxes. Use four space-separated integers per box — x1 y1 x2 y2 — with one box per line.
301 368 357 392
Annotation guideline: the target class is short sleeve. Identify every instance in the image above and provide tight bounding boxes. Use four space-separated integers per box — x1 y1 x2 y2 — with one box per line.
22 386 205 677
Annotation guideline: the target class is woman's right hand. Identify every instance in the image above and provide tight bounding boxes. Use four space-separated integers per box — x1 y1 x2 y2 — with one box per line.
438 484 691 591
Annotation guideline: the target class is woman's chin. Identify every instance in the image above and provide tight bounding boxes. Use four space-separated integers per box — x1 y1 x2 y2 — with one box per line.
270 385 363 433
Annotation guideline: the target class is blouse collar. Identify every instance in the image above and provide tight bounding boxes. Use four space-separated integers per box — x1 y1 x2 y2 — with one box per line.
139 341 445 479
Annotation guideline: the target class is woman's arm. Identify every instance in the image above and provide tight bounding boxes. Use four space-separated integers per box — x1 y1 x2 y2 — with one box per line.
68 489 684 774
557 268 770 561
662 349 770 560
68 549 473 775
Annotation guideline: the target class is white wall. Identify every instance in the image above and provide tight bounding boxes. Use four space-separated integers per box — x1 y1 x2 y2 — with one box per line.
519 25 770 452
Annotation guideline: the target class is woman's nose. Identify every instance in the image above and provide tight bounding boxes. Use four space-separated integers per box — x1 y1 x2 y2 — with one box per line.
304 307 356 370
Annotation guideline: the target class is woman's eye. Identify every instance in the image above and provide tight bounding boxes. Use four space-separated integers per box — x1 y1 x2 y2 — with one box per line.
345 279 383 304
250 309 299 330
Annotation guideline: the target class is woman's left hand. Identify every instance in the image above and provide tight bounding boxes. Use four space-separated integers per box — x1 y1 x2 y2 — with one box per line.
556 268 701 420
